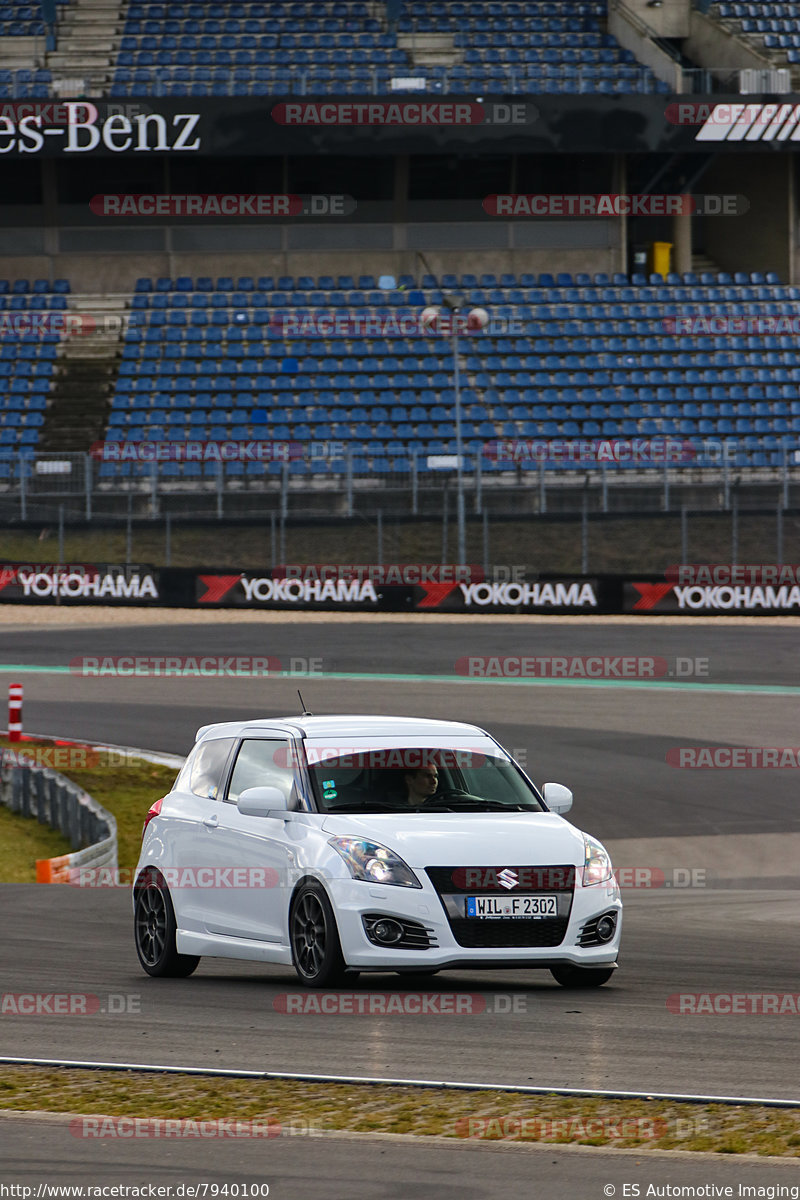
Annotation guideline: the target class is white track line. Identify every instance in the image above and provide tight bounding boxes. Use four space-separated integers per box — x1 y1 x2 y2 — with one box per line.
2 1057 799 1109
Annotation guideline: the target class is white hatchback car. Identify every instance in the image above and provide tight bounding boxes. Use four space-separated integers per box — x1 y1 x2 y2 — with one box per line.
133 715 621 988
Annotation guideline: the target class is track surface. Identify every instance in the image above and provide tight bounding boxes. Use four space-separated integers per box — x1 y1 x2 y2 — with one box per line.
3 621 800 841
5 1115 800 1200
3 883 800 1098
2 617 799 1193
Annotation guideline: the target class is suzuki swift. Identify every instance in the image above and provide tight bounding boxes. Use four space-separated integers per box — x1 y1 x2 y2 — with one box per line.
133 715 622 988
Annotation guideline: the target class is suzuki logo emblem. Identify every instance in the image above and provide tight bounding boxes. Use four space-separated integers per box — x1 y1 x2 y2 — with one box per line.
497 869 519 890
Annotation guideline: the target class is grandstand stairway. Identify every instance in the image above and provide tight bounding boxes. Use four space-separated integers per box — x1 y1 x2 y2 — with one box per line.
399 32 458 69
713 2 797 83
692 253 722 276
38 296 124 452
47 0 126 93
0 37 38 71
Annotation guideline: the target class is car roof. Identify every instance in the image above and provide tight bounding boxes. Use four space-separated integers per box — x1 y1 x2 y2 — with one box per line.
194 714 489 743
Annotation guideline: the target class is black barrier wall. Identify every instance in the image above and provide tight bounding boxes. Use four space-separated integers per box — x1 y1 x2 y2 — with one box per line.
1 96 782 158
3 563 800 613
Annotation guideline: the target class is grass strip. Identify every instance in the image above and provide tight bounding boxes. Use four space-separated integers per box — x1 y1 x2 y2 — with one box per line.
1 1067 799 1155
0 804 74 881
0 737 178 882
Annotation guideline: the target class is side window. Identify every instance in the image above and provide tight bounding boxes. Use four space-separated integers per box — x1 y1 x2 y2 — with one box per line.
187 737 236 800
226 739 297 805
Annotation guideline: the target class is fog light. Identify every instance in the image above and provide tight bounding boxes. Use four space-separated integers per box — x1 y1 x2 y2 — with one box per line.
596 914 616 943
372 919 404 944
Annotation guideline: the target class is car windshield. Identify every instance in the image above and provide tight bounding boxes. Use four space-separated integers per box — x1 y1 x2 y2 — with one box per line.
305 744 546 813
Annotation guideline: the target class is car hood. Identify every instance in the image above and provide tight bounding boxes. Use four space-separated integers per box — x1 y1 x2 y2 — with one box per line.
320 812 587 867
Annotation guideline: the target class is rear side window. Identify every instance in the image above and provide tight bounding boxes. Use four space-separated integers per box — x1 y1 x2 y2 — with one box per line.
182 737 236 800
226 739 297 805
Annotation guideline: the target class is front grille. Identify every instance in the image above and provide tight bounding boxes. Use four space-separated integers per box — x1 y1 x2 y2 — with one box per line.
447 916 570 949
362 913 438 950
426 864 575 950
426 865 575 893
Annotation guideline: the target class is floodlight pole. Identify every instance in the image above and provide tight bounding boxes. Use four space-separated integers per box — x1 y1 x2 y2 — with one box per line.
451 323 466 567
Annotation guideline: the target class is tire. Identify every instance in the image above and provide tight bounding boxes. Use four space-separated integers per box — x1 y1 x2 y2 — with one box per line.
550 965 615 989
134 871 199 978
290 881 348 987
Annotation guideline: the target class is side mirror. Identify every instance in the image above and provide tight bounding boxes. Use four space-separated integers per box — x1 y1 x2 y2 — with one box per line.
237 786 289 818
542 782 573 815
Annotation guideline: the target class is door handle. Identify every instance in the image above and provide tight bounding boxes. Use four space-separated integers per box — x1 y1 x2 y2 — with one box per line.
203 814 219 829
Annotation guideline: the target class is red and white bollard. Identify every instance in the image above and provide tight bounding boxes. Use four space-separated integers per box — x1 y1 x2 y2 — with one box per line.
8 683 23 742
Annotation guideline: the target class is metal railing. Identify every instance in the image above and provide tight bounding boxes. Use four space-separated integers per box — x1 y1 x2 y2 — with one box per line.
0 449 797 529
0 747 118 884
4 65 675 99
10 66 797 101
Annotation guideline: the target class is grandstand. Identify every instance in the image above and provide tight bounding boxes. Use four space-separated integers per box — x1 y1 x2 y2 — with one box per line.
0 0 670 97
4 266 799 486
713 2 800 67
1 0 799 517
108 0 669 98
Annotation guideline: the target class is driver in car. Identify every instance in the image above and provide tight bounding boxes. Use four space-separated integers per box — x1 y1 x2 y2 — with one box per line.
403 764 439 806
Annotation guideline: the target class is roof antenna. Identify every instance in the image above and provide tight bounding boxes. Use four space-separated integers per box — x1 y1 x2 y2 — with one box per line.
298 689 313 716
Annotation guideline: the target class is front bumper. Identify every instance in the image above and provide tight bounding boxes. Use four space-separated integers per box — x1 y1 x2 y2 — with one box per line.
327 874 622 970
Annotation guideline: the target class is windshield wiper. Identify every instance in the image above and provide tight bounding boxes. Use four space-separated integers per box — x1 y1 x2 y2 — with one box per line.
325 802 405 813
425 795 530 812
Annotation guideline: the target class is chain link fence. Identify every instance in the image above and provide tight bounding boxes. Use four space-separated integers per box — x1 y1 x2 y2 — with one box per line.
1 450 798 518
1 451 799 572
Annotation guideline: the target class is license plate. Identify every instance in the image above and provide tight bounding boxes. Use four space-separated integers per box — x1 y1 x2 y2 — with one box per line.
465 894 558 919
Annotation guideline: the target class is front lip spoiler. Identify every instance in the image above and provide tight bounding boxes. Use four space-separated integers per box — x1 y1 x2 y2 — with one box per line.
355 959 619 973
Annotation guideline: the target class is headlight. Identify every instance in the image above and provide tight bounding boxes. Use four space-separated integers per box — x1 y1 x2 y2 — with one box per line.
328 837 422 889
582 834 613 886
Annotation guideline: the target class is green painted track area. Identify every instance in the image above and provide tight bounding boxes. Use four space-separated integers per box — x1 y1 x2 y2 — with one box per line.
0 662 799 695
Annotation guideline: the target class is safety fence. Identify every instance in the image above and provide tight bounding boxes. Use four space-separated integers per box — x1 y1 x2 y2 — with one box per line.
0 746 118 883
0 450 797 526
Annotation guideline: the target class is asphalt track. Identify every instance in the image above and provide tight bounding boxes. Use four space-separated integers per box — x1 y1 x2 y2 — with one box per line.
5 1114 800 1200
2 615 800 1194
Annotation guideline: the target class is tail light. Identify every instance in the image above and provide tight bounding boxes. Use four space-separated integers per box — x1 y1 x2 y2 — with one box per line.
141 797 164 843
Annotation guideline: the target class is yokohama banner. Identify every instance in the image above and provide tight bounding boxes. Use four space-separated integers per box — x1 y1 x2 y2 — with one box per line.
0 564 796 613
192 571 601 611
0 563 161 604
625 578 800 614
